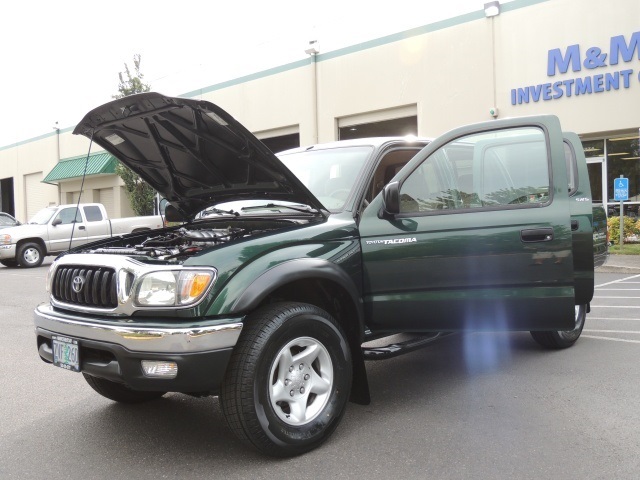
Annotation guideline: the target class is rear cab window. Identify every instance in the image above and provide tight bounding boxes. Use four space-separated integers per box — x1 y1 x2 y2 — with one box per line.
83 206 104 222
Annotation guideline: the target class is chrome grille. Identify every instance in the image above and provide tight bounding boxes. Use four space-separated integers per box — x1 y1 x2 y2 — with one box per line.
52 265 118 309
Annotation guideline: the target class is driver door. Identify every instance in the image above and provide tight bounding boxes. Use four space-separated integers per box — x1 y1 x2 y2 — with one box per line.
47 207 89 252
359 115 575 333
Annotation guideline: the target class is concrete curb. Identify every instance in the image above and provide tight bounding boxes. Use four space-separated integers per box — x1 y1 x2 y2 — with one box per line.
596 265 640 274
596 254 640 274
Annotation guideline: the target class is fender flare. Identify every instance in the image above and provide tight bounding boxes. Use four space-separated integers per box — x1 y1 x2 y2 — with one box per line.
16 237 48 255
229 258 365 340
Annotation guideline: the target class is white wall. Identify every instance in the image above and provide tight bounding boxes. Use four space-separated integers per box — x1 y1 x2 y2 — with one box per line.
1 0 638 215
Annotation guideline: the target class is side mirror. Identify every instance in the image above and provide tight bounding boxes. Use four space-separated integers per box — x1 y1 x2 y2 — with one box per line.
382 181 400 216
52 218 62 227
164 204 186 223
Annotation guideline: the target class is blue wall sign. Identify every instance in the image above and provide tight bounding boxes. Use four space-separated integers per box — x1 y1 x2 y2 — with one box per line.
614 177 629 201
511 31 640 105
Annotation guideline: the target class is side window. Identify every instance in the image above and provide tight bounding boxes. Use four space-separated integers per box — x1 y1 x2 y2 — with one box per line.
564 141 578 195
367 148 421 203
83 206 104 222
479 130 549 206
54 207 82 225
400 151 455 212
399 127 550 214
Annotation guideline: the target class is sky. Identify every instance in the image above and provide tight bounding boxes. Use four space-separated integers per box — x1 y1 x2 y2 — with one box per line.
0 0 505 148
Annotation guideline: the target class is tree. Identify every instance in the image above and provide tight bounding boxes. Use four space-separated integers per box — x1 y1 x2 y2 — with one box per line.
113 54 155 215
113 54 151 99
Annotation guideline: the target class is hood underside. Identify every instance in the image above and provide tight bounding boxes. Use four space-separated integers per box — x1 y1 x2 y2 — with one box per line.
73 92 325 218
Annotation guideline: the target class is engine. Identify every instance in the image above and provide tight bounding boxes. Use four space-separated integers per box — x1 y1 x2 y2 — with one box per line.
85 226 252 261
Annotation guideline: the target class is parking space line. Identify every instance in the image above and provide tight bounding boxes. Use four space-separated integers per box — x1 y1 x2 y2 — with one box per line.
582 335 640 344
595 273 640 288
596 288 640 291
592 296 640 299
584 329 640 334
590 305 640 309
586 317 640 321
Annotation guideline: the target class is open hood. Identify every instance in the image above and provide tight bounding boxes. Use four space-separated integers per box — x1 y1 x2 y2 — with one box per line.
73 92 326 218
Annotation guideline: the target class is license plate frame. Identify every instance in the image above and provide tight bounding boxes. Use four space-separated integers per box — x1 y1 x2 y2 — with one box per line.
52 335 80 372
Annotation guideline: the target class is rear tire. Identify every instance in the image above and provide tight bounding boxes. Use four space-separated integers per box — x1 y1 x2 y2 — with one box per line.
16 242 44 268
220 302 352 457
83 374 166 403
530 304 586 349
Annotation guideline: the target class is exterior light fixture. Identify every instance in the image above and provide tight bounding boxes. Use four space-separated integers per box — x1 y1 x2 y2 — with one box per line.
305 40 319 55
141 360 178 378
484 1 500 17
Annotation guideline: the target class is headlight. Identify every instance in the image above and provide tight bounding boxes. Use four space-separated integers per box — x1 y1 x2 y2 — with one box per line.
0 234 11 245
135 269 216 307
45 262 57 293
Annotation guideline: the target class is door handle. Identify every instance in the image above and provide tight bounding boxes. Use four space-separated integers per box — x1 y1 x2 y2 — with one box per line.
521 227 554 243
78 226 86 230
571 220 579 231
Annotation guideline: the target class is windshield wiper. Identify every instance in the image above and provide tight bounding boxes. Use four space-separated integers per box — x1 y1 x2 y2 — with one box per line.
240 203 318 214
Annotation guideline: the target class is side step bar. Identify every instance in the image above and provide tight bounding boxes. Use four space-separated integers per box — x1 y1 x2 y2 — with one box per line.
362 332 452 361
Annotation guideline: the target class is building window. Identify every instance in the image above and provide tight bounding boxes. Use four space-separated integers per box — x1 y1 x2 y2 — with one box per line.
606 136 640 205
583 139 604 204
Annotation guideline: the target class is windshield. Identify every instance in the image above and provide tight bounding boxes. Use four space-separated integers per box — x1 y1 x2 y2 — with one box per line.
278 146 373 211
0 214 17 226
28 207 56 225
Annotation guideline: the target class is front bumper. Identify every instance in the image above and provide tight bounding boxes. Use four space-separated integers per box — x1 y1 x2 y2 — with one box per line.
0 244 16 260
34 304 243 393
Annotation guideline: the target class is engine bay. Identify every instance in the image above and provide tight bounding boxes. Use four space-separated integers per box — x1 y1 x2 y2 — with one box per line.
77 217 315 262
85 226 248 261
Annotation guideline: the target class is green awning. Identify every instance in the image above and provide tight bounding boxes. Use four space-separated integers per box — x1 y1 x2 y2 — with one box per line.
43 152 117 183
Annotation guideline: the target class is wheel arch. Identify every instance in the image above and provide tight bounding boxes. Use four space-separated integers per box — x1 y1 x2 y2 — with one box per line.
226 258 370 405
231 258 365 343
16 237 47 255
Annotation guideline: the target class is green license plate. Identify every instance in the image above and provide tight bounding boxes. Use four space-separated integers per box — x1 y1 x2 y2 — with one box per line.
52 335 80 372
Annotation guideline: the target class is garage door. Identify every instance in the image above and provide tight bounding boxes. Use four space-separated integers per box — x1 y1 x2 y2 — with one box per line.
24 172 47 220
98 188 115 218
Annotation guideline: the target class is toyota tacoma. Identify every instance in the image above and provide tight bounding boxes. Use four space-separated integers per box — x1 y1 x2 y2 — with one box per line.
34 93 607 456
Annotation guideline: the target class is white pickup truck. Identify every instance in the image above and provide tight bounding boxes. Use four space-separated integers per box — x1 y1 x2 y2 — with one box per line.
0 203 162 267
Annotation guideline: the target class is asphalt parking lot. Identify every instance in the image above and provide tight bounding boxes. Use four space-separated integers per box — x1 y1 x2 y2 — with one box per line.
0 257 639 479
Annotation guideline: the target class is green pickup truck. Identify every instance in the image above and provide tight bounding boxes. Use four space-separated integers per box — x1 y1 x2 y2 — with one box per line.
34 93 607 456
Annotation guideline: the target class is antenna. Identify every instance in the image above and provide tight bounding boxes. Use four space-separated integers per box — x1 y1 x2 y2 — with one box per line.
68 131 94 252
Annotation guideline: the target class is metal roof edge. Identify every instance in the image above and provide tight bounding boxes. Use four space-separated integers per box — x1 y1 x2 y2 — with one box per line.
59 150 111 162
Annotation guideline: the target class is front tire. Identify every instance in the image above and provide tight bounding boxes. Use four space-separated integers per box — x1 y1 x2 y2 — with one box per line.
83 374 166 403
530 304 586 349
16 242 44 268
220 302 352 457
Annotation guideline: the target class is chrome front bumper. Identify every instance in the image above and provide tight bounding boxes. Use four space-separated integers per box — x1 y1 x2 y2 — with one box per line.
34 303 243 354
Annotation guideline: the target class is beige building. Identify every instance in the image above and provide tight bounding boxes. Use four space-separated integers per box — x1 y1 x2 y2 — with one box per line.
1 0 638 221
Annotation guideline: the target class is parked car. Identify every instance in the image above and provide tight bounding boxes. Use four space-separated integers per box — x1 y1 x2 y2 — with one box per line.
0 212 20 229
34 93 606 457
0 203 162 267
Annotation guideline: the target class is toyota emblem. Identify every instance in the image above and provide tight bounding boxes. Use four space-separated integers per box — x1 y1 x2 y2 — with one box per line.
72 275 85 293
